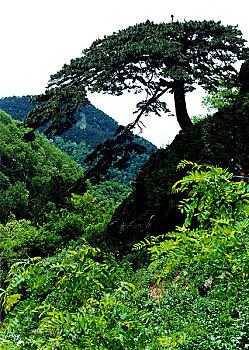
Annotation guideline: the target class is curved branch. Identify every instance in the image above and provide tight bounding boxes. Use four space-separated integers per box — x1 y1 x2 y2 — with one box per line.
128 84 171 131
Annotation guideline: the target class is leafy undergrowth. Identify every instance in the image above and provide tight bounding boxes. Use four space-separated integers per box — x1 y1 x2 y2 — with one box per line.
0 246 248 350
1 162 249 349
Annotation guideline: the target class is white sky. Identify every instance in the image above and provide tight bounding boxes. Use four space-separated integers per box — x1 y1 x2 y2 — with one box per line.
0 0 248 146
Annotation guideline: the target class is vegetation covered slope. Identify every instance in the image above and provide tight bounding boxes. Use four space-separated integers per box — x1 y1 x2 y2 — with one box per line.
0 96 118 148
106 60 249 251
0 110 85 223
0 109 121 288
1 162 249 349
0 96 156 186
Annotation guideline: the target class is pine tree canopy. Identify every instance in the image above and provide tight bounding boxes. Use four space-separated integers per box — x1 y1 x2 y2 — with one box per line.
23 19 248 135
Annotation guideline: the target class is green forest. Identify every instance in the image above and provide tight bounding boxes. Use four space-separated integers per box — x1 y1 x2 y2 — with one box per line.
0 18 249 349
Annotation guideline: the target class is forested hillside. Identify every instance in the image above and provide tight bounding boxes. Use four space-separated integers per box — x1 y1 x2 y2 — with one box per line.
0 110 85 222
0 96 156 185
0 108 123 287
0 96 119 147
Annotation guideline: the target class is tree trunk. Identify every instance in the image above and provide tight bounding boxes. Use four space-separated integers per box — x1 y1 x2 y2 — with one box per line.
172 80 193 130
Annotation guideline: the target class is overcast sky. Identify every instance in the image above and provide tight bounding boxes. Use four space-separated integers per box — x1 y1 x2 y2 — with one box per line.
0 0 248 146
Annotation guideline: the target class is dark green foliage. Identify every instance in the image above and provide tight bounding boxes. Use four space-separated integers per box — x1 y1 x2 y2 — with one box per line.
0 189 116 288
0 182 29 222
89 180 130 205
0 171 10 190
51 104 120 149
0 96 34 122
84 126 147 184
0 110 84 223
22 20 248 135
0 96 119 148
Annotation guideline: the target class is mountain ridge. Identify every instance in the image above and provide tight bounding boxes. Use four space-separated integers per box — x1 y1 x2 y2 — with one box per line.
0 95 157 186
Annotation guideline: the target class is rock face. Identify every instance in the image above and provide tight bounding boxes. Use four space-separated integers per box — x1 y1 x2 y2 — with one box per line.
107 60 249 252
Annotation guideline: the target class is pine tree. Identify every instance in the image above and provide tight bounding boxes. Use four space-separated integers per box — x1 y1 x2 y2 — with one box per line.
23 20 248 134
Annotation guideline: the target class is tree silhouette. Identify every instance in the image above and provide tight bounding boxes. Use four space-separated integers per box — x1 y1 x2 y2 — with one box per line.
23 20 248 135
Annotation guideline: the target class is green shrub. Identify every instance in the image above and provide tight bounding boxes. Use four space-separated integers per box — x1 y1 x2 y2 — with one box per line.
136 161 249 296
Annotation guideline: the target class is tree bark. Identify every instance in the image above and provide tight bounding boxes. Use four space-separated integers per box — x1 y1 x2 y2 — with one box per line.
172 80 193 130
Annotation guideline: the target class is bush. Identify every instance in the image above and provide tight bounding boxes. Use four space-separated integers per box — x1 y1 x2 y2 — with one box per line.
137 161 249 296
